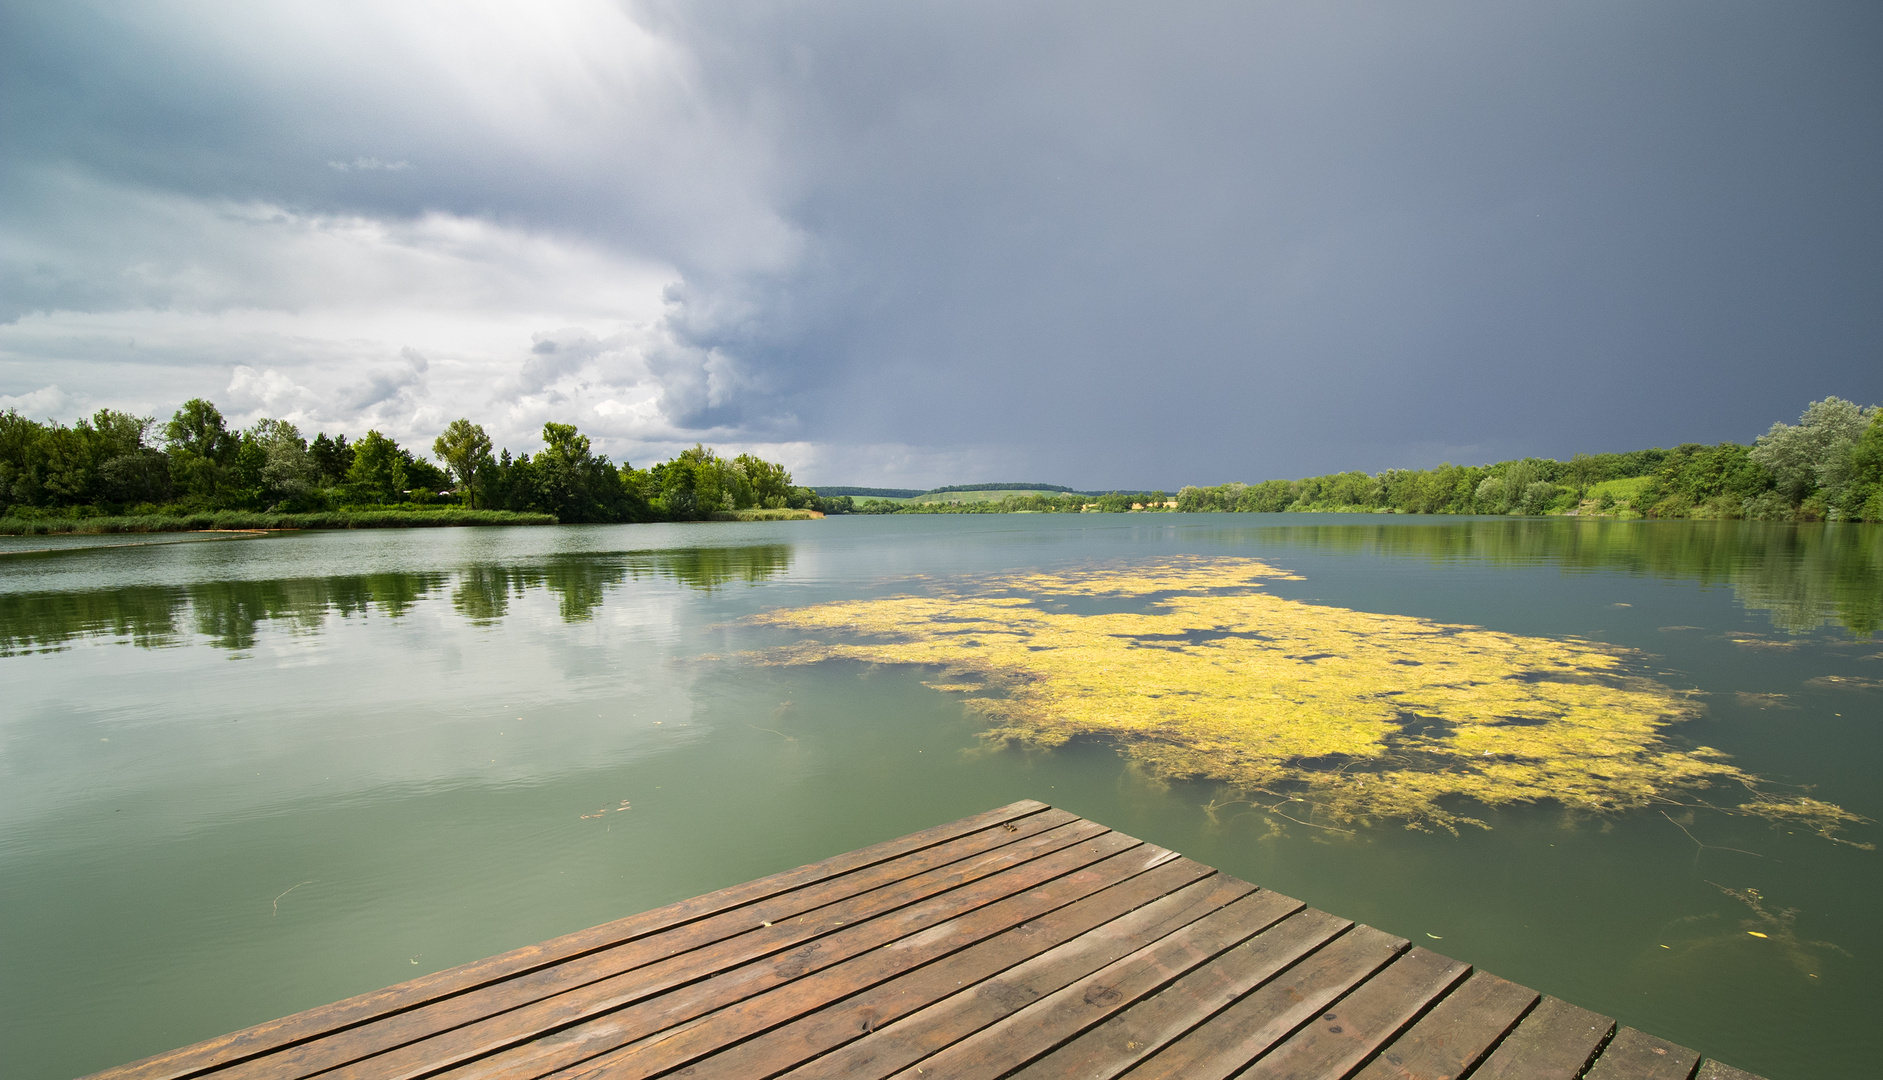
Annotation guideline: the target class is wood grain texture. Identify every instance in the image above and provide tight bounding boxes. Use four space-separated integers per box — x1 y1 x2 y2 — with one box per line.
1124 924 1408 1080
1236 947 1472 1080
320 824 1132 1080
71 802 1771 1080
1585 1027 1702 1080
880 889 1317 1080
79 800 1054 1080
779 874 1283 1080
1467 995 1615 1080
1349 969 1536 1080
672 856 1225 1080
1006 907 1352 1080
552 841 1181 1080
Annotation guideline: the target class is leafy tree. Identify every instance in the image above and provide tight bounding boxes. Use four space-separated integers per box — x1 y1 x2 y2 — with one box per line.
734 453 793 509
309 433 354 485
1750 397 1876 504
164 399 237 462
346 430 407 503
530 422 646 522
242 419 318 510
164 399 238 503
433 419 494 508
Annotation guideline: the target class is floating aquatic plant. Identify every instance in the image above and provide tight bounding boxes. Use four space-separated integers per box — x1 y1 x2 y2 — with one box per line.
751 557 1866 840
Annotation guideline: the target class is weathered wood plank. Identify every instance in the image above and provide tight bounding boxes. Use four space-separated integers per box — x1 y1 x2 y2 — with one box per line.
1236 947 1471 1080
1349 969 1537 1080
1004 907 1353 1080
1123 924 1407 1080
81 799 1054 1080
528 841 1185 1080
307 823 1131 1080
642 856 1226 1080
779 875 1289 1080
1585 1026 1702 1080
74 802 1771 1080
880 890 1322 1080
1467 995 1614 1080
216 811 1090 1080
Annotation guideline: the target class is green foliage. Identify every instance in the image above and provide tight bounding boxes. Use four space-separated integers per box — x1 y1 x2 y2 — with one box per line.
0 508 556 537
345 430 407 504
433 419 494 508
7 393 1876 529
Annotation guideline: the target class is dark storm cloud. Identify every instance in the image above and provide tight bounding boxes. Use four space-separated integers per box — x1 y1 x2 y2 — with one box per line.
2 1 1879 484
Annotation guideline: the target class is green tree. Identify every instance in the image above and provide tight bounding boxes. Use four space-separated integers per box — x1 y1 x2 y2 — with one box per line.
246 419 317 510
433 419 494 508
309 433 354 485
1750 396 1876 505
164 399 238 503
346 430 407 503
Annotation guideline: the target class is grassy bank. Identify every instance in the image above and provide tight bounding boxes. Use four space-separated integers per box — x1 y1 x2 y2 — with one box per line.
0 508 558 535
710 507 825 521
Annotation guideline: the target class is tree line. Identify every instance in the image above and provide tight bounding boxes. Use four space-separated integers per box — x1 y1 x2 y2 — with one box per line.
848 397 1882 522
0 398 844 523
1168 397 1881 521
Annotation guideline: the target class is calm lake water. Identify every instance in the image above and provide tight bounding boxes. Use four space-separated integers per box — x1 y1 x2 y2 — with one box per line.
2 515 1879 1080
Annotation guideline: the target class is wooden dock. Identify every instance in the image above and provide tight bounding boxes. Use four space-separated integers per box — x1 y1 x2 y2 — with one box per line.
85 800 1768 1080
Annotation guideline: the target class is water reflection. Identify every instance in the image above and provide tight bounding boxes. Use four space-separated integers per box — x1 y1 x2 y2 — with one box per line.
0 544 794 653
1237 519 1883 635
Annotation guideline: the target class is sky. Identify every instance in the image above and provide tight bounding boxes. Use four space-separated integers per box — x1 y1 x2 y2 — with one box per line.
3 1 1881 489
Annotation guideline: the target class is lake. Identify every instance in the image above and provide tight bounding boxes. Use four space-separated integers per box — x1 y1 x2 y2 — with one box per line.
2 515 1878 1080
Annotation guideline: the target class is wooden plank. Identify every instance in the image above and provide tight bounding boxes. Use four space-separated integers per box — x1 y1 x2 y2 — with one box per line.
1004 908 1353 1080
1349 970 1537 1080
611 856 1227 1080
883 894 1339 1080
1236 946 1471 1080
310 825 1138 1080
1122 924 1407 1080
82 800 1054 1080
499 838 1170 1080
780 876 1292 1080
216 813 1102 1080
1585 1027 1702 1080
1695 1061 1767 1080
1467 996 1614 1080
549 846 1205 1080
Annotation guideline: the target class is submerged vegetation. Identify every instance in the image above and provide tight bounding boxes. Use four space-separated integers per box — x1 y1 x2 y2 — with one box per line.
752 557 1866 841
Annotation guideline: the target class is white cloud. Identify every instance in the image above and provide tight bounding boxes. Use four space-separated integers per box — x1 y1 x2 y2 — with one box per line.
225 366 312 416
0 384 72 419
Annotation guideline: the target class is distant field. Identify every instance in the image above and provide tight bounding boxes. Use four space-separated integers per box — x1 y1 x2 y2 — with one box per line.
901 489 1077 505
1586 476 1653 502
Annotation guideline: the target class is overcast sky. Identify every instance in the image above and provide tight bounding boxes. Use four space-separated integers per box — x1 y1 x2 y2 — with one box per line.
3 1 1880 488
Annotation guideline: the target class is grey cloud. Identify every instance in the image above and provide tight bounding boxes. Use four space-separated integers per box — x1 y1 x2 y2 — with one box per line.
499 328 624 400
343 347 429 412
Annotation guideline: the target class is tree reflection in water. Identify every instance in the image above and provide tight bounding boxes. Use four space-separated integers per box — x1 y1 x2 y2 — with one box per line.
0 543 794 652
1232 519 1882 636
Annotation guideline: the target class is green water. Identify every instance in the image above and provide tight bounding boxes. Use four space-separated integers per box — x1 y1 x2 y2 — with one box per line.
1 516 1878 1080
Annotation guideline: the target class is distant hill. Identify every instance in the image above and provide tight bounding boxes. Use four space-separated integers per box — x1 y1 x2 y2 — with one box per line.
927 482 1078 494
816 482 1164 500
811 486 927 498
905 488 1074 505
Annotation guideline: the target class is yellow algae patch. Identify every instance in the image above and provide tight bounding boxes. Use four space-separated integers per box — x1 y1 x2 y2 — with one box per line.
752 557 1865 840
